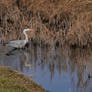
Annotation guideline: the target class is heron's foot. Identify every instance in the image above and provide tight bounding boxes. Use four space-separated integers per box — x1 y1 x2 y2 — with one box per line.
5 48 17 56
6 53 14 56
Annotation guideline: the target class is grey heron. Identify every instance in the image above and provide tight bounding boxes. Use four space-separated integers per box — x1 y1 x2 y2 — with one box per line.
6 28 31 49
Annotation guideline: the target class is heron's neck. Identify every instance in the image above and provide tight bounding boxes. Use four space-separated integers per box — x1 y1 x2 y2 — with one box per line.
23 31 28 42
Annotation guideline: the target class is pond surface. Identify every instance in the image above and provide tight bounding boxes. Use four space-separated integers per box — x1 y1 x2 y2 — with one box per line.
0 43 92 92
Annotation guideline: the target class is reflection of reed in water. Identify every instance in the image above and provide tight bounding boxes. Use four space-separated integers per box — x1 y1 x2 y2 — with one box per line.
34 46 92 91
30 43 37 68
19 43 38 69
18 44 92 91
65 48 92 91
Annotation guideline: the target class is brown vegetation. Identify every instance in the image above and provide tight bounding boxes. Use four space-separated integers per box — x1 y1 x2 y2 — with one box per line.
0 0 92 47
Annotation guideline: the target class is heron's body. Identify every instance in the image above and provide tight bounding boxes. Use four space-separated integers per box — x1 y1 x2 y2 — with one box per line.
6 28 30 48
6 40 27 48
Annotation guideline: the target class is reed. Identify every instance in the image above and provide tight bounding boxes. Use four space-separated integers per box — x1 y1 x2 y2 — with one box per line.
0 0 92 47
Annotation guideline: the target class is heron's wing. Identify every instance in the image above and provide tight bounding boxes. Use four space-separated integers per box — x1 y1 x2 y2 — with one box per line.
8 40 25 44
6 40 25 48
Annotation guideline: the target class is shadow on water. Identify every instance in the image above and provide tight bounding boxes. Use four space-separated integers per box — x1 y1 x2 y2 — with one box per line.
0 43 92 92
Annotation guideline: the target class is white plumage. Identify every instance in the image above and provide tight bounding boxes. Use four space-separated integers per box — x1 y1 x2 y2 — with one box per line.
6 28 31 48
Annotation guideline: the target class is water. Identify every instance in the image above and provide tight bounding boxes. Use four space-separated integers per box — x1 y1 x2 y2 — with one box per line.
0 43 92 92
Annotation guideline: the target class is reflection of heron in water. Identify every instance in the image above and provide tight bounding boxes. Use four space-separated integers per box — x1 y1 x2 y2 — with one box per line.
6 28 31 49
23 51 33 67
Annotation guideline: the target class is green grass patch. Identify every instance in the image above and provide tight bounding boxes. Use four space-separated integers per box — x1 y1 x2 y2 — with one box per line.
0 66 49 92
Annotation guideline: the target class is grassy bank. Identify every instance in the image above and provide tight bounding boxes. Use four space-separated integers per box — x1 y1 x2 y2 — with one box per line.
0 66 49 92
0 0 92 47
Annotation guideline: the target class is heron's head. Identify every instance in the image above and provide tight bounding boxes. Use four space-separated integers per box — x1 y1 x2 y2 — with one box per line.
23 28 30 32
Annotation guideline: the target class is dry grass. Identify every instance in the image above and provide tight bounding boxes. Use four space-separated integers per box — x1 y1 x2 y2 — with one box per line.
0 0 92 47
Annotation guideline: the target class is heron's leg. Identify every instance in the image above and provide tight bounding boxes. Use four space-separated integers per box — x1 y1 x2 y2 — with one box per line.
6 48 17 56
25 43 30 48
